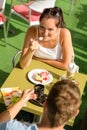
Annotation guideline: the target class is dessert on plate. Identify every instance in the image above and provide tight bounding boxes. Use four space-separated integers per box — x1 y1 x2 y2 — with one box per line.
32 71 49 83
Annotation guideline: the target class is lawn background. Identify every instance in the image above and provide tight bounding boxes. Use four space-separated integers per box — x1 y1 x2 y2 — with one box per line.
0 0 87 130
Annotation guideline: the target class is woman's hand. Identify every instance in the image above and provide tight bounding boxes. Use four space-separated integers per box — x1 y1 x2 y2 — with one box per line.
19 38 39 69
29 38 39 52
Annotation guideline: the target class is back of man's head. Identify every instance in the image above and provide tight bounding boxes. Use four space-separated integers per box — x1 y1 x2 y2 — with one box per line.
47 79 81 127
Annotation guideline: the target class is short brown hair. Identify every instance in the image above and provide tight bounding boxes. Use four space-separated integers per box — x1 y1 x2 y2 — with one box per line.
47 79 81 127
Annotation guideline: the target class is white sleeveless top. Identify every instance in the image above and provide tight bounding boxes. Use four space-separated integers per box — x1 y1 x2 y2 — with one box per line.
34 28 78 70
34 29 62 60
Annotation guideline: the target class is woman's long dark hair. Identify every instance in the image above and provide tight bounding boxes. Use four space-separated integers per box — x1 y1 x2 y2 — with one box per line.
39 6 65 28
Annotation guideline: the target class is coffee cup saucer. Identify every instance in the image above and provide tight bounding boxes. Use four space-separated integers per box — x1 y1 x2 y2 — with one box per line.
59 74 67 80
59 74 79 86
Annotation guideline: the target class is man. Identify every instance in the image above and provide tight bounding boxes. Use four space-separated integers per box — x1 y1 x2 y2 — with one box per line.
0 79 81 130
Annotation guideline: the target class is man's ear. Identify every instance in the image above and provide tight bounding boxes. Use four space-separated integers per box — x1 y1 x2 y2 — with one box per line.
43 100 47 108
74 109 79 117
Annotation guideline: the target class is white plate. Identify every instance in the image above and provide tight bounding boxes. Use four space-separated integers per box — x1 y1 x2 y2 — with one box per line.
27 69 53 85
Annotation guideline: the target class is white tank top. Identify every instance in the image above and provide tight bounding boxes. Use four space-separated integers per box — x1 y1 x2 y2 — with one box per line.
34 29 62 60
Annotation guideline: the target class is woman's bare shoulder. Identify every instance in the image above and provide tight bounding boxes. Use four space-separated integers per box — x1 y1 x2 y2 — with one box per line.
60 28 71 42
26 25 37 38
27 25 37 33
60 28 72 45
61 28 71 36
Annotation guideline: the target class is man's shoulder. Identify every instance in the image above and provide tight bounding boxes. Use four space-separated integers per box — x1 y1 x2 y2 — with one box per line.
0 120 25 130
0 120 38 130
0 121 7 130
27 123 38 130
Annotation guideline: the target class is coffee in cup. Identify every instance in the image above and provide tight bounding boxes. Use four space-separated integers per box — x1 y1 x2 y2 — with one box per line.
66 63 79 78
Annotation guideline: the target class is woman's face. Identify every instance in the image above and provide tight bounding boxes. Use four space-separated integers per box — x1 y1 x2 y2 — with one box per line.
39 18 58 41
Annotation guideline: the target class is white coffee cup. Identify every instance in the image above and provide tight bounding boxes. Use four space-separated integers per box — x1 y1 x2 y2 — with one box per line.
66 63 79 78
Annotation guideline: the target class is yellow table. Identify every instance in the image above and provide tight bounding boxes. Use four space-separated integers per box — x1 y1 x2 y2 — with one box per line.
0 59 87 126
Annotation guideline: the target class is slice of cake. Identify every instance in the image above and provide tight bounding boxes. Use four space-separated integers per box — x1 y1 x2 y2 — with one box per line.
32 71 49 83
32 73 43 82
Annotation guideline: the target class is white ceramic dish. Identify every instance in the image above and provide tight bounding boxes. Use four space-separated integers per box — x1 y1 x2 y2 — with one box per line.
27 69 53 85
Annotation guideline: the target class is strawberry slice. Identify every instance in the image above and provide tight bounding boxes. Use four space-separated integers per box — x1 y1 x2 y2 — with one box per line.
40 71 49 81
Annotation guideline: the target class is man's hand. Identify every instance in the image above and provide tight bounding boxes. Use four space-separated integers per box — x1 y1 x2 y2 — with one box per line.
21 89 37 103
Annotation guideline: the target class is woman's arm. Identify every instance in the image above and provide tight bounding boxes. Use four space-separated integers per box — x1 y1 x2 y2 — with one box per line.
19 26 38 69
0 89 36 123
33 28 73 70
32 57 67 70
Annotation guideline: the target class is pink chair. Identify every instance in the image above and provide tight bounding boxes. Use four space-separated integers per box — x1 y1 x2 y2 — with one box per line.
7 0 41 34
12 1 41 25
0 0 7 45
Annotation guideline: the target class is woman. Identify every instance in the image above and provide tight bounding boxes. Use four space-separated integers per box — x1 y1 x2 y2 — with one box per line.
19 7 74 70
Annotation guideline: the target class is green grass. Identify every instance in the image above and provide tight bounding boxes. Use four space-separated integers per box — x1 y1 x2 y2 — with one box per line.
0 0 87 130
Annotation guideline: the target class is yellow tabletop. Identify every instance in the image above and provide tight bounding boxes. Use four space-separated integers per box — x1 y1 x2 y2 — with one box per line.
1 59 87 126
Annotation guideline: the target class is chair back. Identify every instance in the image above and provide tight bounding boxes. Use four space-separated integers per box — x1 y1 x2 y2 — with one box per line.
12 50 22 68
29 0 56 26
0 0 6 13
0 0 7 45
29 0 56 13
